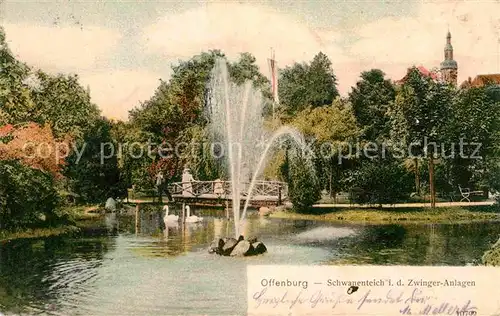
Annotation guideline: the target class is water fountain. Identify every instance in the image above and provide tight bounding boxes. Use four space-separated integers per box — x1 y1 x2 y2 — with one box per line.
206 58 310 255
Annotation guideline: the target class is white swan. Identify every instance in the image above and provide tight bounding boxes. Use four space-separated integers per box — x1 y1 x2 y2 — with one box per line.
185 205 203 223
163 205 179 222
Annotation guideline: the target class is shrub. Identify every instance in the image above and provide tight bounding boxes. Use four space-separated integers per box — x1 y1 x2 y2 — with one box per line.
0 160 59 229
286 151 321 211
347 158 413 206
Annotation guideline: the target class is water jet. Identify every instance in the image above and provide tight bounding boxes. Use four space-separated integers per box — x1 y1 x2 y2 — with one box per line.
205 58 311 256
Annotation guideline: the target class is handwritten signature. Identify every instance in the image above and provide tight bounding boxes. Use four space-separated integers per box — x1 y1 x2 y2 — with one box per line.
251 287 476 315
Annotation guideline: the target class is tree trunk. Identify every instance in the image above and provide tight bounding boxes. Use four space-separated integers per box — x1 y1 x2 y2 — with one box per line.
415 158 420 196
428 155 436 208
329 172 333 198
329 158 333 198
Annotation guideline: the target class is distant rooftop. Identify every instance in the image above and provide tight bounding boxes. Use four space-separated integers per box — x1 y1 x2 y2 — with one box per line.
395 65 439 84
460 74 500 89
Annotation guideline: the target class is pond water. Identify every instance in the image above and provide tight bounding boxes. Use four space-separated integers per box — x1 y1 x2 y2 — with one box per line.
1 208 499 315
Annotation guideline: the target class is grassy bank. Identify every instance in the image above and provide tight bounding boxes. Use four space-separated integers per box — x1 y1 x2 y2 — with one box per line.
269 205 499 224
0 205 102 242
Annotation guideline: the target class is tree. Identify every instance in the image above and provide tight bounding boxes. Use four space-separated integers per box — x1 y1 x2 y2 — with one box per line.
0 26 35 125
348 69 396 141
128 51 271 187
29 71 100 139
0 122 70 177
289 98 361 200
278 52 338 114
443 86 500 192
389 67 454 207
0 160 59 229
64 118 123 203
287 150 321 211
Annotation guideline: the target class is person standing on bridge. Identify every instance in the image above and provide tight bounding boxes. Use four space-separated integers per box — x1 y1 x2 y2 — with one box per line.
156 171 173 202
182 167 195 197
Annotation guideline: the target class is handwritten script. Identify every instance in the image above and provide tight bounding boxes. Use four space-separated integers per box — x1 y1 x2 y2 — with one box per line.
251 287 476 315
247 266 497 316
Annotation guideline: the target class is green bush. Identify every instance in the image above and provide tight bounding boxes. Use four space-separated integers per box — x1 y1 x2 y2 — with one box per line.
286 151 321 211
482 238 500 266
347 158 413 206
0 161 59 229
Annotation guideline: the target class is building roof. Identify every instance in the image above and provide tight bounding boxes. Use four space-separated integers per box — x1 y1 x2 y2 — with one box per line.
396 65 439 84
460 74 500 89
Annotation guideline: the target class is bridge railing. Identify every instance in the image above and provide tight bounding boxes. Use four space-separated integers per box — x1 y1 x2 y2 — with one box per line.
167 180 288 199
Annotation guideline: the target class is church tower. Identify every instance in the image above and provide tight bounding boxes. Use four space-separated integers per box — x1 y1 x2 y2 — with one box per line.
440 31 458 86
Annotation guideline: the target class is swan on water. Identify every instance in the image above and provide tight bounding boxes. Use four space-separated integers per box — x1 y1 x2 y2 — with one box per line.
163 205 179 222
185 205 203 223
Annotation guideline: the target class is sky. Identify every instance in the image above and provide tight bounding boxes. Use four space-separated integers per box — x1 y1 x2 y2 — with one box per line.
1 0 500 121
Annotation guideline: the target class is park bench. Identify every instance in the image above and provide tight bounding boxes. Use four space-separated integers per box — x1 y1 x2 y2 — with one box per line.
458 185 483 202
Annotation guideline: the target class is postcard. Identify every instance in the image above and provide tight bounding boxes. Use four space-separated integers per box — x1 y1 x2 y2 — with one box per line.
0 0 499 315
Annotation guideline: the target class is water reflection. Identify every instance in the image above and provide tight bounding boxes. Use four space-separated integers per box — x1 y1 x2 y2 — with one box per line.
1 208 500 315
0 236 114 314
332 222 500 265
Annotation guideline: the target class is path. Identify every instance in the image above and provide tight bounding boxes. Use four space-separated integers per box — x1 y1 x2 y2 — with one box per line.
312 201 495 208
125 199 495 209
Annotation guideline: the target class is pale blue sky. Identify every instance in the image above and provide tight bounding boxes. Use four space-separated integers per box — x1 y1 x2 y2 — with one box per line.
1 1 498 120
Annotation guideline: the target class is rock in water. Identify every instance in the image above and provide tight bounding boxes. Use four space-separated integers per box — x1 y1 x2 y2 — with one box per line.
221 238 239 256
252 241 267 255
105 198 116 212
208 238 224 254
230 240 254 257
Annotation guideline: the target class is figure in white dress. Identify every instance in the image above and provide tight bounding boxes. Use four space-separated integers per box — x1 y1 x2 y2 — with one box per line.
182 167 195 197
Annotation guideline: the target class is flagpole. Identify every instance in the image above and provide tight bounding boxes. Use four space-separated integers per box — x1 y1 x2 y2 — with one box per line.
272 47 275 121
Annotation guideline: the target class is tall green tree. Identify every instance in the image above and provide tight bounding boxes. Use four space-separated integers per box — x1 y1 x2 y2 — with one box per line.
287 149 321 211
389 67 454 207
445 85 500 194
278 52 338 114
289 98 361 199
29 71 100 139
348 69 396 141
64 118 123 203
0 26 35 125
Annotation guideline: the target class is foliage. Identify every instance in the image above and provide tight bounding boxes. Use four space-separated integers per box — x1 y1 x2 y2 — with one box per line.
177 125 225 181
447 86 500 190
389 67 455 205
348 69 396 141
0 160 59 229
29 71 100 139
389 68 454 150
482 238 500 266
286 150 321 211
288 99 361 197
0 27 35 125
278 52 338 114
347 157 414 206
64 118 124 203
0 122 70 177
128 51 271 184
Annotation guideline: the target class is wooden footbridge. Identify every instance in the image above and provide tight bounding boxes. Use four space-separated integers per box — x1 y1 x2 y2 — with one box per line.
168 180 288 207
128 180 288 208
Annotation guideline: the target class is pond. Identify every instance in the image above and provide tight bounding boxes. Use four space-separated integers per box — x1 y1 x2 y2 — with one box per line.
1 208 499 315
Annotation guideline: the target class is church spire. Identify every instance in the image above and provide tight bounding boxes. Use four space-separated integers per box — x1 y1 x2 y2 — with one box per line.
440 30 458 86
445 31 453 60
